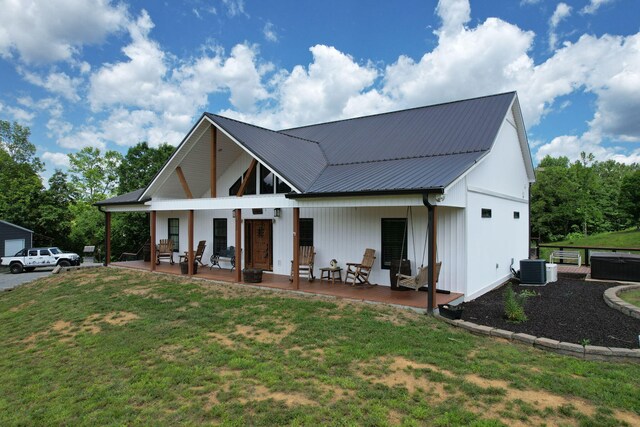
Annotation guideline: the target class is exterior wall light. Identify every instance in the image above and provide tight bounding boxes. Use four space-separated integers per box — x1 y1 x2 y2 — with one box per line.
273 208 281 218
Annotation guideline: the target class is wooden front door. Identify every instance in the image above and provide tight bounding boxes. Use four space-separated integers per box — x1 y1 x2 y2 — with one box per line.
245 220 272 270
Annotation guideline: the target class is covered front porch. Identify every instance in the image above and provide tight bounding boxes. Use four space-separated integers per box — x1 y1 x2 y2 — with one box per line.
111 260 463 310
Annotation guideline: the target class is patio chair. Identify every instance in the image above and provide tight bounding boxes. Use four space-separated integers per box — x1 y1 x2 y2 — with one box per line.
344 248 376 286
179 240 207 266
156 239 175 265
397 262 442 291
289 246 316 282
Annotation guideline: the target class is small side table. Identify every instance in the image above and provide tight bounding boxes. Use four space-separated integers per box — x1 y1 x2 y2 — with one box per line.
320 267 342 284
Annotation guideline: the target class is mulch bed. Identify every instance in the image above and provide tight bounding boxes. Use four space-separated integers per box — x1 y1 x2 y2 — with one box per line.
461 275 640 349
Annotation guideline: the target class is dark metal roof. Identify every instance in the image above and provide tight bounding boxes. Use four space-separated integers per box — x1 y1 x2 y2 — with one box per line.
0 220 33 233
205 114 328 191
94 188 147 206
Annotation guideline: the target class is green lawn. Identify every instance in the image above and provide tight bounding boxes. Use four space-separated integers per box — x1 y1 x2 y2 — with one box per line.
620 289 640 308
1 268 639 426
538 229 640 262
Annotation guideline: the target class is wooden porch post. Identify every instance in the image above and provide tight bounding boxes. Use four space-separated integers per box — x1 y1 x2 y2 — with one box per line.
211 126 217 198
104 211 111 266
150 211 156 271
188 209 194 276
293 207 300 290
429 206 438 311
235 209 242 282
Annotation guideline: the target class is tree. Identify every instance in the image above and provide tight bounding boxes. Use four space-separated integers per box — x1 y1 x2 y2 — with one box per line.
68 147 123 203
0 120 43 172
619 170 640 229
38 170 76 249
111 142 174 257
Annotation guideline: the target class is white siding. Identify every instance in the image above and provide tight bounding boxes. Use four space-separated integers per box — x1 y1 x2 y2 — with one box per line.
437 207 466 294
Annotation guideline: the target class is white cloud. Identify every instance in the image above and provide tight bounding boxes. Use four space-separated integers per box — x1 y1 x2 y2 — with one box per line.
435 0 471 38
0 101 35 123
581 0 615 15
520 0 541 5
222 0 247 17
57 126 106 151
263 22 278 43
21 70 82 101
0 0 128 64
42 151 70 168
549 3 572 50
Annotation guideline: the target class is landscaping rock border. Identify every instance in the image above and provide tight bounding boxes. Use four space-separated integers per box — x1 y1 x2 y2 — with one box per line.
435 313 640 363
603 285 640 320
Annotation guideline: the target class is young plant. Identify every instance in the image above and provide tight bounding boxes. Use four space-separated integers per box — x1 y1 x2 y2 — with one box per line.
503 284 534 323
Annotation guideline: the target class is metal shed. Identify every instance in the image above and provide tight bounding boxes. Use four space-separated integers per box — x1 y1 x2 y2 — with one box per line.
0 220 33 258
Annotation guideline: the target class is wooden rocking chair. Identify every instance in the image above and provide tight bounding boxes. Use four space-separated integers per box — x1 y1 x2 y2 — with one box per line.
156 239 175 265
119 240 148 261
397 262 442 291
179 240 207 266
345 248 376 286
289 246 316 282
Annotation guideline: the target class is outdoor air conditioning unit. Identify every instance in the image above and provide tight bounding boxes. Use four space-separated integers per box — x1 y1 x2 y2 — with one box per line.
520 259 546 285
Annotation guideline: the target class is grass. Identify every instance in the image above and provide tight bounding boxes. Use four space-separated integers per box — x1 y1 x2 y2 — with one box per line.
538 229 640 262
620 289 640 308
1 267 639 426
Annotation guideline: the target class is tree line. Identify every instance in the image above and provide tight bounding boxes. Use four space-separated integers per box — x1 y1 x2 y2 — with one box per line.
2 119 640 259
0 120 173 258
531 153 640 242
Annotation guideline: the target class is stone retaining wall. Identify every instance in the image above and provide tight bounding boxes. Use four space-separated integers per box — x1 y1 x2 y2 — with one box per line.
603 285 640 320
436 314 640 363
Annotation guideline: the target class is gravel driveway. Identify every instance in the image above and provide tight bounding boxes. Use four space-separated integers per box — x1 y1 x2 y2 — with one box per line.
0 268 54 291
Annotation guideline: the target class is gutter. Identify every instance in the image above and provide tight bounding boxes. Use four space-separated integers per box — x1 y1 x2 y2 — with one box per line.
286 187 445 199
93 197 151 207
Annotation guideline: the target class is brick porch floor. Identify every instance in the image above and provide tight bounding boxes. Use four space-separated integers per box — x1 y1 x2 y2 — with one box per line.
111 260 463 310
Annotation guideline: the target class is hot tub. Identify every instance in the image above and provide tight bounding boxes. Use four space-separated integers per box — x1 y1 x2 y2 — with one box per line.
590 252 640 282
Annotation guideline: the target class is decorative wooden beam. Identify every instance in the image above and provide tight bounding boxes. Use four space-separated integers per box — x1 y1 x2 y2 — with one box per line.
235 209 242 282
105 211 111 266
188 210 194 276
176 166 193 199
236 158 257 197
210 126 217 198
429 206 438 310
150 211 156 272
293 207 300 290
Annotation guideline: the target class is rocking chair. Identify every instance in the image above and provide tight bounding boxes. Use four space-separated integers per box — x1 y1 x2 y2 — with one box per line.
397 262 442 291
289 246 316 282
156 239 175 265
345 248 376 286
179 240 207 266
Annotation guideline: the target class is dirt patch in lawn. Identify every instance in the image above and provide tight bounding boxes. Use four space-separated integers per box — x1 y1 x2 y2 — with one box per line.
9 299 36 312
234 322 295 344
462 277 640 348
123 286 163 300
359 357 639 426
157 344 200 361
207 332 238 348
102 311 139 325
240 384 317 407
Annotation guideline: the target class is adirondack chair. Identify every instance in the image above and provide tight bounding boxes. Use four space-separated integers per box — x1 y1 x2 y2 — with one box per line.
156 239 175 265
289 246 316 282
179 240 207 266
345 248 376 286
397 262 442 291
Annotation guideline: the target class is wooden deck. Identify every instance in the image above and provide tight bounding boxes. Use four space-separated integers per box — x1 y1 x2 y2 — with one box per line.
111 260 464 310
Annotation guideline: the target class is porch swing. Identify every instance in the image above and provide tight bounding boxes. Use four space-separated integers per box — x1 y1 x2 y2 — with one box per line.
395 206 443 291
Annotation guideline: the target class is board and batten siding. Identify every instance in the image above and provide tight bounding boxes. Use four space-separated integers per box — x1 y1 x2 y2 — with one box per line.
156 205 466 292
463 107 531 300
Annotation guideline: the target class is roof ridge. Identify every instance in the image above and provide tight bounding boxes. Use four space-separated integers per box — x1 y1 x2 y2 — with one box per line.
327 149 489 166
279 91 517 132
206 113 322 146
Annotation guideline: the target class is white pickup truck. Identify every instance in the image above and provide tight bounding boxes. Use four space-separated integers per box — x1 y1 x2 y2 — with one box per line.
1 247 81 274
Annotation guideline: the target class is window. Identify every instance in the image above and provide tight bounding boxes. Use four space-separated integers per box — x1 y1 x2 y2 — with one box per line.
40 249 50 256
228 164 258 196
168 218 179 252
213 218 227 255
481 209 492 218
260 164 274 194
229 176 241 196
513 211 520 219
276 177 291 194
28 249 38 256
381 219 407 270
299 218 313 247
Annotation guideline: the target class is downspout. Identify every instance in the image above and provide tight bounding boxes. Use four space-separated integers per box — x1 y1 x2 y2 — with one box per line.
422 194 435 314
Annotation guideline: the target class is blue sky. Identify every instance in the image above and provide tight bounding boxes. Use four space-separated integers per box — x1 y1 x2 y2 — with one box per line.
0 0 639 181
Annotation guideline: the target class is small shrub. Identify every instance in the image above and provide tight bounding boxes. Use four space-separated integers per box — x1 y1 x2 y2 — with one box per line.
503 285 535 323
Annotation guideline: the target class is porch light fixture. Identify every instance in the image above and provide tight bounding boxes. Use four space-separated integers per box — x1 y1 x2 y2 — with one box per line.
273 208 281 218
232 209 237 218
435 194 446 203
